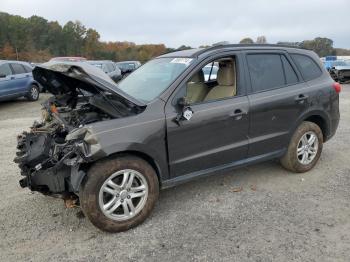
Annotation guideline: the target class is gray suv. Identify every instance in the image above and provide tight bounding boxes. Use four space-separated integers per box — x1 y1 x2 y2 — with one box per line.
14 44 340 232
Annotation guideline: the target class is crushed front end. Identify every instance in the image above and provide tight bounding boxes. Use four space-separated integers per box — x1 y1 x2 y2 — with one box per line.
13 62 145 197
14 97 101 195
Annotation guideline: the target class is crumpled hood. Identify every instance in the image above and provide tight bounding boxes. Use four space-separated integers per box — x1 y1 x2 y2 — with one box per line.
32 61 145 107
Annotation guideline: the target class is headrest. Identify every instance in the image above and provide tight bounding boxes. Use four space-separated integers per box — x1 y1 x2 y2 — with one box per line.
217 61 235 86
190 70 204 83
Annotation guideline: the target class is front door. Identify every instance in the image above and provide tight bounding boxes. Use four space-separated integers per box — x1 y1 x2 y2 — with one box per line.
165 53 249 177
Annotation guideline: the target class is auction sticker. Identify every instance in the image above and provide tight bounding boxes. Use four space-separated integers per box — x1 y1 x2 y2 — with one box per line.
170 58 193 65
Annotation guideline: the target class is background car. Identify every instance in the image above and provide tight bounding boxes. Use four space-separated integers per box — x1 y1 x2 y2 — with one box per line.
327 60 350 83
202 62 219 81
0 60 40 102
49 57 87 62
115 61 141 76
88 60 122 83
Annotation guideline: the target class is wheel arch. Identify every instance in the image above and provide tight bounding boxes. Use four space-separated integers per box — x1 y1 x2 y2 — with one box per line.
77 150 163 192
292 110 331 142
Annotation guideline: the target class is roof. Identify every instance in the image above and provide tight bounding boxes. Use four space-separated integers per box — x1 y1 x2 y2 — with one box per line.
115 61 140 63
87 60 113 64
159 44 307 59
0 60 31 65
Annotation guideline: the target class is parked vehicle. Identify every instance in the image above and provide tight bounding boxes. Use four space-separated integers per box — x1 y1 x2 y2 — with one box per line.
88 60 122 83
327 60 350 83
0 60 40 102
115 61 141 76
14 44 340 232
49 57 87 62
202 62 219 81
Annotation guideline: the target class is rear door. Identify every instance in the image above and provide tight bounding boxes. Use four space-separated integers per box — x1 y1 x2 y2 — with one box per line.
244 50 308 157
165 52 250 177
9 63 30 94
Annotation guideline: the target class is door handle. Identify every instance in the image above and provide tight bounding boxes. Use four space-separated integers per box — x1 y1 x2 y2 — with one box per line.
10 76 15 80
295 94 308 103
230 109 247 120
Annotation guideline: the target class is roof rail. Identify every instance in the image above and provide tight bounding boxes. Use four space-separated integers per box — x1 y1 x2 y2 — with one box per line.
194 43 304 57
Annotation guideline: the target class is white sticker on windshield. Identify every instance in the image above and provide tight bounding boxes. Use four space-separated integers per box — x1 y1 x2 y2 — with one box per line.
170 58 193 65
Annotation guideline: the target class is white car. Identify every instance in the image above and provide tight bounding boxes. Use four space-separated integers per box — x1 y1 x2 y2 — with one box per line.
202 62 219 81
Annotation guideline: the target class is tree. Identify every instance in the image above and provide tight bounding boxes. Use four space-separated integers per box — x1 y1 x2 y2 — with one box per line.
239 38 254 44
84 29 100 58
299 37 335 57
0 42 17 59
256 36 267 44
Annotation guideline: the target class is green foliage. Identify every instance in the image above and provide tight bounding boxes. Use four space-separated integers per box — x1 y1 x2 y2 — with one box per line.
299 37 336 57
239 38 254 44
0 12 167 62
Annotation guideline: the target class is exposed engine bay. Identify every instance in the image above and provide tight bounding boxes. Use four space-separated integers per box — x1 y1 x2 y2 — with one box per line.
14 62 145 195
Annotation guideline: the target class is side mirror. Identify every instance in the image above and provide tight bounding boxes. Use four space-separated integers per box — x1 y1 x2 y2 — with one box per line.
174 97 193 125
177 97 189 108
0 74 6 78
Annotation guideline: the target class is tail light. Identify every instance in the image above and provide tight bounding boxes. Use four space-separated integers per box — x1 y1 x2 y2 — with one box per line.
333 82 341 93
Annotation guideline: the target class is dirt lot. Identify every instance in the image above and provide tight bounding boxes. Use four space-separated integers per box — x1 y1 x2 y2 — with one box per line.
0 87 349 262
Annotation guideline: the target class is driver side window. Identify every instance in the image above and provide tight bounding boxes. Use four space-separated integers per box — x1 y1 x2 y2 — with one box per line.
185 56 237 104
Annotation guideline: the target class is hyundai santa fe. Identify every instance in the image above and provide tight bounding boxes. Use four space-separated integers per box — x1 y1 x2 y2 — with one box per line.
14 44 340 232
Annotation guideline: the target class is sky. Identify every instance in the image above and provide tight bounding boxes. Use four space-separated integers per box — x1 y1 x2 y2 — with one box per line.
1 0 349 48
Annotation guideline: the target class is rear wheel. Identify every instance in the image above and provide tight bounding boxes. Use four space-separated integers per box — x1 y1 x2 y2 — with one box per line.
80 156 159 232
27 85 39 101
280 121 323 173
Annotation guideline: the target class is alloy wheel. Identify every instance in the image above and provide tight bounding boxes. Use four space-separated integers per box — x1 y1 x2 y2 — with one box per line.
297 131 319 165
98 169 148 221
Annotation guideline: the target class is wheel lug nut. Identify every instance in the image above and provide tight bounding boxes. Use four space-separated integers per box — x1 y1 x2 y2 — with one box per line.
120 199 124 203
116 194 119 197
127 195 131 199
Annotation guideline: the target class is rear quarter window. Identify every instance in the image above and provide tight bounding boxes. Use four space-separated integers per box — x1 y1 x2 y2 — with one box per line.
23 65 33 73
291 54 322 81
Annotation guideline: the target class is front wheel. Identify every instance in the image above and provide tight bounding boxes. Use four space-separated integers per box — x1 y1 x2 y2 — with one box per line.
280 121 323 173
80 156 159 232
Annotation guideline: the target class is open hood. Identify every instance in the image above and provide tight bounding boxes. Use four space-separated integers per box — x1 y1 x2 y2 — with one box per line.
32 61 145 107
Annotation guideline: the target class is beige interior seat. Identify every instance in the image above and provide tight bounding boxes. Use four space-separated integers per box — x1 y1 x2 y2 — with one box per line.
204 61 236 101
186 70 208 104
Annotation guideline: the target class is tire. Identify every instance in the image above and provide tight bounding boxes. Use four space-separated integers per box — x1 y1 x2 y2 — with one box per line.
280 121 323 173
27 85 40 101
80 155 159 232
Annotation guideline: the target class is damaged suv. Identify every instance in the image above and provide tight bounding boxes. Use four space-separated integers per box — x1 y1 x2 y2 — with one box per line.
14 44 340 232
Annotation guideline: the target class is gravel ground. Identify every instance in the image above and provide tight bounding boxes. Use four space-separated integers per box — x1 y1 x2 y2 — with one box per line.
0 87 349 262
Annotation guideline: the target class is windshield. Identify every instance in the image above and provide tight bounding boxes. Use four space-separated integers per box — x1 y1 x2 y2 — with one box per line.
116 57 193 102
332 60 350 66
116 62 134 70
88 62 103 68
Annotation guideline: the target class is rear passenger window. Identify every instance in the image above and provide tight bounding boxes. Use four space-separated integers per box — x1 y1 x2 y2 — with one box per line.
10 63 26 74
281 55 298 84
291 54 322 81
247 54 285 92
